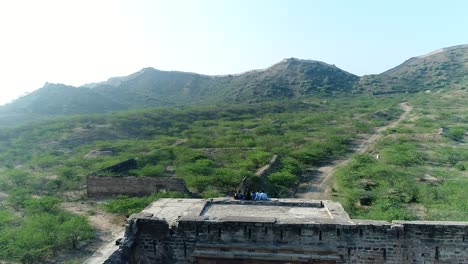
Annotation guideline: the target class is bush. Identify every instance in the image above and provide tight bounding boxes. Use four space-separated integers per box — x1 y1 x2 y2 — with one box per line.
455 163 466 171
58 167 78 180
381 143 425 166
363 198 418 221
24 196 61 214
281 157 302 175
133 164 165 176
182 159 214 175
0 201 95 263
268 171 298 188
444 127 465 142
7 188 32 210
0 169 34 190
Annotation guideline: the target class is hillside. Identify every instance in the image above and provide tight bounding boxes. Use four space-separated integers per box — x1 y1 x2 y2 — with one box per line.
0 94 418 263
0 83 128 126
0 72 466 263
0 59 358 127
0 44 466 128
89 58 359 107
354 44 468 94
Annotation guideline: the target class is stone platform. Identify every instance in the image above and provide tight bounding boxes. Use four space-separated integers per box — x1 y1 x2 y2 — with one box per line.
106 198 468 264
141 198 351 225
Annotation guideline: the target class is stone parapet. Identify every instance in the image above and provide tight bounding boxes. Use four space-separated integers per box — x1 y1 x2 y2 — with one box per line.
106 199 468 263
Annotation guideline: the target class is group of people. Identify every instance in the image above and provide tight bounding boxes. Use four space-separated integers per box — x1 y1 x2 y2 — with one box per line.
234 190 269 201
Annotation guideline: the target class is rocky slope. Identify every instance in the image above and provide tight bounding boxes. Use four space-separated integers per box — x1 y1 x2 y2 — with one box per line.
354 44 468 94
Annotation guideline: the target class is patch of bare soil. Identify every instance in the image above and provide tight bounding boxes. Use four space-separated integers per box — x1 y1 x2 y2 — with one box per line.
60 201 126 264
0 191 8 201
295 102 413 200
407 203 427 219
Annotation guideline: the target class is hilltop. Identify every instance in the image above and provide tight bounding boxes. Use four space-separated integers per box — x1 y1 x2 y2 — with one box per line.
86 58 358 107
355 44 468 94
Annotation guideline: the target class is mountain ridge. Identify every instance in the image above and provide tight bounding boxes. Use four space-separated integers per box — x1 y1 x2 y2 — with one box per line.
354 44 467 94
0 44 466 127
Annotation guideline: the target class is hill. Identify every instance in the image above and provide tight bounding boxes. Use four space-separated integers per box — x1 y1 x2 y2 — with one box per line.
1 83 127 115
0 83 127 126
354 44 468 94
0 59 358 127
88 58 358 107
0 44 466 127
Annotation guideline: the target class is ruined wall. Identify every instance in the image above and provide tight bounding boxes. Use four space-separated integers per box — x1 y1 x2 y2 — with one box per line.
255 154 280 177
112 215 468 264
86 176 189 198
94 158 138 175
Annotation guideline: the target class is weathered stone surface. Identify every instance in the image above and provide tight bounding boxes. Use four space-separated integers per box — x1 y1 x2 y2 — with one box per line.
255 154 280 177
106 199 468 264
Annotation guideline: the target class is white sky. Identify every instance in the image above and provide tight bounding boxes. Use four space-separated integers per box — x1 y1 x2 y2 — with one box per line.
0 0 467 105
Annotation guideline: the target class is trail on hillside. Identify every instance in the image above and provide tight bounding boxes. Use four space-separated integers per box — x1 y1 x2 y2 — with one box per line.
61 201 126 264
295 102 412 200
0 191 8 200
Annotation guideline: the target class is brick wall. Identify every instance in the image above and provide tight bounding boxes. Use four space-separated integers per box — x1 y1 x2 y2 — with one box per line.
115 216 468 264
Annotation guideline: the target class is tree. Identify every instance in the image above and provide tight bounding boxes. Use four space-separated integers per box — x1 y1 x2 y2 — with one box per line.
59 216 95 249
24 196 61 215
268 171 298 188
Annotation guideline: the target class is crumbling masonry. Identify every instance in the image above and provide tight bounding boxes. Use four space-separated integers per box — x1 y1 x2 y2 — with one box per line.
106 198 468 264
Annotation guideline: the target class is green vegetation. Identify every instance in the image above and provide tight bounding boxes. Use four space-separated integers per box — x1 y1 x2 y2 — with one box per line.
0 94 407 262
0 44 466 263
0 197 94 263
0 59 360 127
354 45 468 94
334 89 467 221
0 96 402 196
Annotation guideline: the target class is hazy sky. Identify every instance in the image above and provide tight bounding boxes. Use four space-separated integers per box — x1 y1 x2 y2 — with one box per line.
1 0 467 105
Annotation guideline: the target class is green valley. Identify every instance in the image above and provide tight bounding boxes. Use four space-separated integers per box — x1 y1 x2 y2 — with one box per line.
0 44 466 263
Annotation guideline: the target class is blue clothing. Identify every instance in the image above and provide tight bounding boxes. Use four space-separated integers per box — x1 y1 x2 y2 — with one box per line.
256 192 268 201
255 192 261 200
251 192 256 200
260 192 269 201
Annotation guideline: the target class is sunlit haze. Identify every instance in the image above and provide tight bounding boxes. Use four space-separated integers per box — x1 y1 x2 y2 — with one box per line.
1 0 467 105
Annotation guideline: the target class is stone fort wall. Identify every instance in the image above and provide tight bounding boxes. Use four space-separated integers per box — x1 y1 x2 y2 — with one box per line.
106 199 468 264
86 176 189 198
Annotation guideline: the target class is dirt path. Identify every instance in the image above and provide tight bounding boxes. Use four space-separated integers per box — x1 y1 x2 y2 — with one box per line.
61 201 126 264
0 191 8 200
295 102 412 200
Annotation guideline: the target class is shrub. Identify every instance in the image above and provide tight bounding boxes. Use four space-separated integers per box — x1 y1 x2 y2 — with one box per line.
381 143 425 166
183 159 214 175
363 198 418 221
0 203 95 263
133 164 165 176
24 196 62 214
455 163 466 171
444 127 465 142
268 171 298 188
